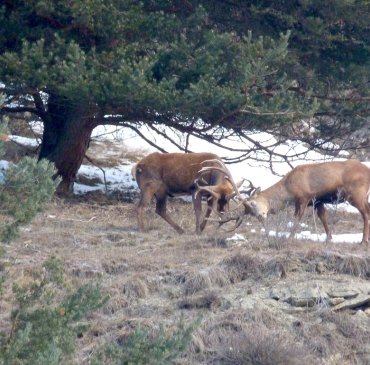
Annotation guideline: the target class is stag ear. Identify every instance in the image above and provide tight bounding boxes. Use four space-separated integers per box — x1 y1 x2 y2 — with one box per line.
249 187 261 197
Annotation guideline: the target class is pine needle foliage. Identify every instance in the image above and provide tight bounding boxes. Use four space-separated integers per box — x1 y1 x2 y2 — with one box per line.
93 317 200 365
0 256 108 365
0 155 58 242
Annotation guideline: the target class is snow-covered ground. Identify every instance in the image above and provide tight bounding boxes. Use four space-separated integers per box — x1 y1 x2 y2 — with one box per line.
3 124 370 244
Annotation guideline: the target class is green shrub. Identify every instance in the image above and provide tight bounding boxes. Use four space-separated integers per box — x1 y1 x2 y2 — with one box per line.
0 117 8 158
0 257 107 365
0 156 58 242
0 110 58 242
93 317 199 365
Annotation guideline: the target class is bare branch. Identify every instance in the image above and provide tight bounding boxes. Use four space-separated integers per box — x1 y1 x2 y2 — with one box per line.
122 123 168 153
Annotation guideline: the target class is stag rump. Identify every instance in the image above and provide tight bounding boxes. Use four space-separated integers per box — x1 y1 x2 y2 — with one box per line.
207 160 370 244
131 152 237 234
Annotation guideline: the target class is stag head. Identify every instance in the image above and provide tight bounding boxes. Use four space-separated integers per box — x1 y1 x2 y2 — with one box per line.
194 160 261 230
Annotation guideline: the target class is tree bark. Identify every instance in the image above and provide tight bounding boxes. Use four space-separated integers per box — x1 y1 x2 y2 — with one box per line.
39 95 97 195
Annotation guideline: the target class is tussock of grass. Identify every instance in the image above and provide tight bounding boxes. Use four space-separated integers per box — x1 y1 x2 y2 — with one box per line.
122 275 150 301
222 254 263 282
183 266 230 295
211 325 312 365
303 250 370 278
178 291 224 310
333 255 370 278
102 261 129 275
191 312 313 365
292 309 370 363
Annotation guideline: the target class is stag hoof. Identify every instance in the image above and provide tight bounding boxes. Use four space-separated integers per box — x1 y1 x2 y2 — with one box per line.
175 227 185 234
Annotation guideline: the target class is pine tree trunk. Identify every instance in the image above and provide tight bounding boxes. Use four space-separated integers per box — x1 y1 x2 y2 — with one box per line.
39 95 97 194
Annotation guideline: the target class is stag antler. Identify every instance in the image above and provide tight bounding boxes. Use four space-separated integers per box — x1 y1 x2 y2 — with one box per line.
196 161 261 231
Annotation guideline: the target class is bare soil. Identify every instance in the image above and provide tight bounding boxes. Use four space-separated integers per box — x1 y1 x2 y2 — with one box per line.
1 193 370 365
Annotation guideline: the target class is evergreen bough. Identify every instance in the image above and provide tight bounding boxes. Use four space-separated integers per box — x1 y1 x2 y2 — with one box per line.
0 256 107 365
93 317 199 365
0 116 58 242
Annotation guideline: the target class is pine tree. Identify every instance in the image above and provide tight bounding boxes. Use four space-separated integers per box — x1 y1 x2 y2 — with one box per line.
1 1 369 191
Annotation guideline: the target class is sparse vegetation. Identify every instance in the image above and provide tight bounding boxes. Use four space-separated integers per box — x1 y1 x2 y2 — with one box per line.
1 193 369 364
93 317 199 365
0 257 107 365
0 134 369 364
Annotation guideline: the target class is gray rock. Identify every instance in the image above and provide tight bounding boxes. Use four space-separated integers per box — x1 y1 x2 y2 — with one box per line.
327 289 359 299
284 287 329 307
332 295 370 311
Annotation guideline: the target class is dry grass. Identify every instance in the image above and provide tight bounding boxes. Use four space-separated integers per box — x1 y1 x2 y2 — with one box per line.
1 193 370 364
178 291 224 310
85 140 150 167
190 310 314 365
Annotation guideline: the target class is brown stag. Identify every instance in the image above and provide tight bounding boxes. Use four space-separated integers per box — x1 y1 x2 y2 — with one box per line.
202 160 370 244
131 152 238 234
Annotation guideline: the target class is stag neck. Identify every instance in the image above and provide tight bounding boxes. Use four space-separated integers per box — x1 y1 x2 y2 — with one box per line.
259 180 292 211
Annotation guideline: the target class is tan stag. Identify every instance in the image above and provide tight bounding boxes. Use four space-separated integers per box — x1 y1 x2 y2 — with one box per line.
131 152 239 234
202 159 370 244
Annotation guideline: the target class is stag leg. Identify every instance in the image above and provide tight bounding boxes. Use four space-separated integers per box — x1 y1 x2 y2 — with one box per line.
192 192 204 234
199 199 214 232
137 187 156 231
155 193 185 234
360 210 369 244
315 203 332 241
356 204 370 244
347 190 370 244
290 199 308 239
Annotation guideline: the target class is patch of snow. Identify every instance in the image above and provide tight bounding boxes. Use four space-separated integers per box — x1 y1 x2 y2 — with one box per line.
29 121 44 135
0 160 10 170
226 233 246 242
74 164 137 195
287 221 308 228
268 229 364 244
9 135 40 147
0 160 10 183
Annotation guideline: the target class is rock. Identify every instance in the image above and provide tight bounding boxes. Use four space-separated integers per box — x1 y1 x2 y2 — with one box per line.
328 297 345 306
284 287 329 308
327 289 359 299
332 295 370 311
270 288 290 301
288 296 317 307
355 310 368 318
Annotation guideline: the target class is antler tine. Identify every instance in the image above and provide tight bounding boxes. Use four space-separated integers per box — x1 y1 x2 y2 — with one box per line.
206 208 246 232
200 159 228 168
199 160 249 206
226 178 259 199
243 178 258 190
194 178 220 200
